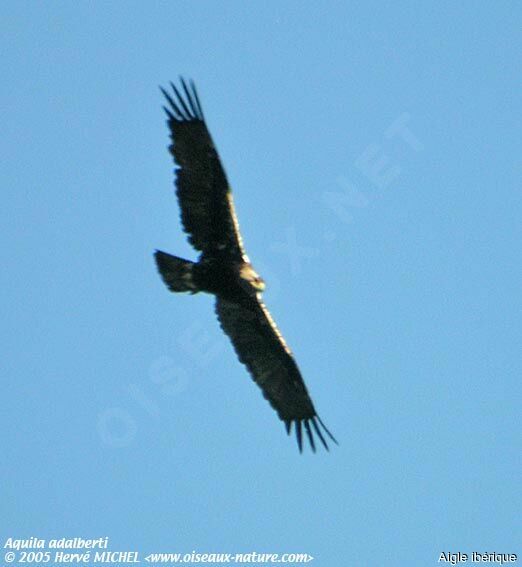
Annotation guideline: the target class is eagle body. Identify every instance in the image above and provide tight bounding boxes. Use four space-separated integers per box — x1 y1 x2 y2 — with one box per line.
154 79 337 452
155 250 263 299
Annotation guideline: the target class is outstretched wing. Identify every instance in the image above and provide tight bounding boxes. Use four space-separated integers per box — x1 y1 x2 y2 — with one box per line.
160 79 246 261
215 295 337 452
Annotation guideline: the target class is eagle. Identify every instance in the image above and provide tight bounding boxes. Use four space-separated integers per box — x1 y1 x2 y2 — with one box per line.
154 79 337 452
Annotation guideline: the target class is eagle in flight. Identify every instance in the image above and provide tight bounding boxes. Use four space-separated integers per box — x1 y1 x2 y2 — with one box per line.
154 79 337 452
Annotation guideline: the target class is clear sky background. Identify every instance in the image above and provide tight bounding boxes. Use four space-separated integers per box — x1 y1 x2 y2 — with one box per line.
2 2 520 565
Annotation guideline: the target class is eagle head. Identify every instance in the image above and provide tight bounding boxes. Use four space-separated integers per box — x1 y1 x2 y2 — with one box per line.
239 263 265 293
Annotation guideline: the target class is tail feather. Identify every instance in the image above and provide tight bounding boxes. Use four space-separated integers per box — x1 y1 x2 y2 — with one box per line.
154 250 198 293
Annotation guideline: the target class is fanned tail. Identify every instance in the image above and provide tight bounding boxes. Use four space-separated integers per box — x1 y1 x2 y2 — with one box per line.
154 250 198 293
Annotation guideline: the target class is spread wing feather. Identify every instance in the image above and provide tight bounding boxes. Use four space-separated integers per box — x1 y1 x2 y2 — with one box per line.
215 295 337 452
160 79 246 261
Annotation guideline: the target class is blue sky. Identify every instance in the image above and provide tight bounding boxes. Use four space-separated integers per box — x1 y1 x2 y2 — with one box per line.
2 2 520 565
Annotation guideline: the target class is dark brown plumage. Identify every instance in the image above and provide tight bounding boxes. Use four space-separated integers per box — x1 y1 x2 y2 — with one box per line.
154 78 336 452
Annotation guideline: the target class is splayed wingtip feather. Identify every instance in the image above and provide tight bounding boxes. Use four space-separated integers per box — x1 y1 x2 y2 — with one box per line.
310 417 329 451
296 420 303 453
304 420 316 453
170 81 192 120
161 87 183 120
316 416 338 446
